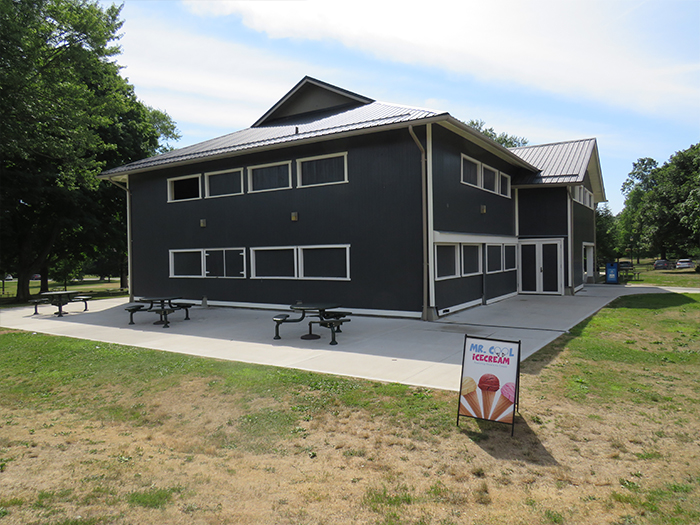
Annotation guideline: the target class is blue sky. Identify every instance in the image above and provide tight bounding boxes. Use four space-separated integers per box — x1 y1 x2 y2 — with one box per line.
107 0 699 214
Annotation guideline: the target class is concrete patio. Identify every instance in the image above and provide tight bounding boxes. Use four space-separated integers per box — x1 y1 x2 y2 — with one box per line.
1 284 697 391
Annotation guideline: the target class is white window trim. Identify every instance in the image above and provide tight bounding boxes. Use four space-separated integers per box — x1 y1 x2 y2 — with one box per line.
504 244 518 271
170 248 247 278
481 164 499 194
296 152 348 189
204 168 244 199
250 246 297 279
205 247 247 278
299 244 351 281
460 243 483 277
459 155 511 199
460 154 482 189
247 161 292 194
251 244 351 280
499 172 511 198
167 174 202 203
169 249 205 278
435 244 460 281
486 244 504 274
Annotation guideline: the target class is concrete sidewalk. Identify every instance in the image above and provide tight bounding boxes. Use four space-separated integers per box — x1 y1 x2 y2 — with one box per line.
1 284 697 391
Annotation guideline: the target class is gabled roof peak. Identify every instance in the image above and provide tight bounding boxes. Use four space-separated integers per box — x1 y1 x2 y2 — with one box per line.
252 76 374 128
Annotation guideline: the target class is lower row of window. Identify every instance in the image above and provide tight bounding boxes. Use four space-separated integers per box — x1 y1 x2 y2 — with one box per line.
170 245 351 281
436 243 517 280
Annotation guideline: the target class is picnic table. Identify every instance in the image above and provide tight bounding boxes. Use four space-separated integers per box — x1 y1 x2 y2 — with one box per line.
40 290 78 317
128 296 194 328
274 302 351 345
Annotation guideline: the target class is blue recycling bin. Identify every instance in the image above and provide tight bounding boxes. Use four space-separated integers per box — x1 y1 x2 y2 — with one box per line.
605 262 619 284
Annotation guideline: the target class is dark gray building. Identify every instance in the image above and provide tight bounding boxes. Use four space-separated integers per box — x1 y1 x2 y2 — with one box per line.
101 77 606 319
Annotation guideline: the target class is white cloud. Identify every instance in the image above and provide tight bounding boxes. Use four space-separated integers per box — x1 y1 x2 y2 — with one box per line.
183 0 700 122
116 12 330 131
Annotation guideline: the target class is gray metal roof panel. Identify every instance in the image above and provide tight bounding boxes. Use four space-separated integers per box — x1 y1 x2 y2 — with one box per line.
102 102 446 177
510 138 596 183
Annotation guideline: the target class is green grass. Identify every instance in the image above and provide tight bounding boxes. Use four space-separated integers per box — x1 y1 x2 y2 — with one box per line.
126 486 183 508
0 277 126 306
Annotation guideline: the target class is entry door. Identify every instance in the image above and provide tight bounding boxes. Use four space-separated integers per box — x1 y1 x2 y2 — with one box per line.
519 240 563 294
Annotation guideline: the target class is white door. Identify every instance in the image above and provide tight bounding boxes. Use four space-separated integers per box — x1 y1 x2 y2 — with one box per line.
519 239 564 295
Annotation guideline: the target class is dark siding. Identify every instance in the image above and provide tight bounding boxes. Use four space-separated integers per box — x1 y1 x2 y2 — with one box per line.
485 270 517 300
518 187 568 237
130 129 425 312
435 276 482 311
572 201 595 287
431 125 516 235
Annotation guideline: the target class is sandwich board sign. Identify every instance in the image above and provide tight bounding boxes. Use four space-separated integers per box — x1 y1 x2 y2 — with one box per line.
457 335 521 436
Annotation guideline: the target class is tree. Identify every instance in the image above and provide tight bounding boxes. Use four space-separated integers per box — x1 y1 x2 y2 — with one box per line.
619 145 700 260
0 0 179 302
465 119 529 148
595 204 619 265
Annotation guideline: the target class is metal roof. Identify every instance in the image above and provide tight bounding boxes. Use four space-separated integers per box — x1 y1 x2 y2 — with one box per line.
102 101 446 177
510 138 596 184
510 138 606 202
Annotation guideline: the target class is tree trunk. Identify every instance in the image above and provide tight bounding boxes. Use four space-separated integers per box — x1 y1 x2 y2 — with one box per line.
16 271 32 303
40 264 49 293
120 256 128 290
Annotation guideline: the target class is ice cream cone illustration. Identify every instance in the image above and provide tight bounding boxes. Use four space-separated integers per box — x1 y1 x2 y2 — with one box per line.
490 382 515 421
498 412 513 424
478 374 500 419
460 377 482 418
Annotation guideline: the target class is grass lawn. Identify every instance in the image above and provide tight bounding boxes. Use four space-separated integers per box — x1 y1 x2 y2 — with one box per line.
0 293 698 524
0 278 126 307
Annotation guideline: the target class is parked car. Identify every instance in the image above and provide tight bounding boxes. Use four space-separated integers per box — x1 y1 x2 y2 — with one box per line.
676 259 695 269
653 259 670 270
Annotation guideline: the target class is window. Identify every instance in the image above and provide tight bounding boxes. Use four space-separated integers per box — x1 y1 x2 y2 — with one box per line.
486 244 503 273
168 175 201 202
499 173 511 197
461 244 482 276
205 169 243 198
300 246 350 280
461 155 480 187
206 248 246 278
248 161 292 193
170 248 246 278
460 155 511 198
251 245 350 280
504 245 517 270
297 153 347 188
251 247 296 278
573 185 594 209
435 244 459 280
482 165 497 193
170 250 204 277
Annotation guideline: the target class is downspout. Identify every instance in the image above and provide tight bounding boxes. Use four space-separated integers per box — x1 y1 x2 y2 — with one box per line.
107 177 134 302
409 125 434 321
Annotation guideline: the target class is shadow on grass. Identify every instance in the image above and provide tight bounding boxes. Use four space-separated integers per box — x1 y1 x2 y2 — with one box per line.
458 415 559 466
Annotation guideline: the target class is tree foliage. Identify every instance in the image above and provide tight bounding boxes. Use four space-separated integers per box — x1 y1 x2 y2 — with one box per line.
0 0 179 301
466 119 529 148
595 204 619 264
619 144 700 260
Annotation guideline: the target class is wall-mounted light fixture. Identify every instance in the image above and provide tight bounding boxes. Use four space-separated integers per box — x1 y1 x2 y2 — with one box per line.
200 219 207 227
291 212 298 222
480 205 487 214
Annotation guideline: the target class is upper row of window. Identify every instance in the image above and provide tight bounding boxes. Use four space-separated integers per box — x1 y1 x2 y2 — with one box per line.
168 152 348 202
461 154 511 198
572 185 594 209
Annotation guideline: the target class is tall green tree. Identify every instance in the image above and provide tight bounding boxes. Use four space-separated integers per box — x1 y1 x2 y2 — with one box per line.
620 145 700 260
0 0 178 301
595 204 619 264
